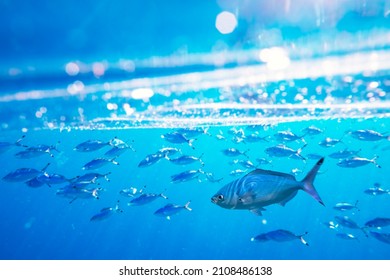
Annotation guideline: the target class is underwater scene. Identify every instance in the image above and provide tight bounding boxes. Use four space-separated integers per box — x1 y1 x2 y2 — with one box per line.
0 1 390 260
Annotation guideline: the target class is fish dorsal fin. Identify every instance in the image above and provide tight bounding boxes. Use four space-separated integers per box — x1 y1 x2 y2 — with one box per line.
247 168 295 180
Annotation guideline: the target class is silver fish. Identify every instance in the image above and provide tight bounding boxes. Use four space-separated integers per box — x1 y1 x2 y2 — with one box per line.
170 169 204 183
74 172 111 183
56 186 100 203
274 131 305 143
25 177 45 188
334 216 367 236
15 143 59 159
370 231 390 245
177 127 210 138
229 169 248 176
105 138 135 157
161 132 194 148
205 172 223 183
364 183 389 196
90 201 122 222
350 129 389 141
0 135 26 153
157 147 181 157
265 144 306 161
337 156 381 168
154 201 192 220
323 221 339 230
302 126 323 136
365 218 390 228
245 133 268 143
329 149 361 159
211 158 324 216
333 201 359 212
221 148 248 158
319 137 343 148
2 163 50 182
119 187 139 197
74 140 111 152
128 193 167 206
82 158 119 170
256 158 272 165
228 128 245 138
36 172 71 186
138 153 164 168
166 154 204 166
251 229 309 246
336 233 359 241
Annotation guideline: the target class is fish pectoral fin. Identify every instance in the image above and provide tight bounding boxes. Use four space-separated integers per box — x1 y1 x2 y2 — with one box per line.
249 208 265 216
238 192 256 204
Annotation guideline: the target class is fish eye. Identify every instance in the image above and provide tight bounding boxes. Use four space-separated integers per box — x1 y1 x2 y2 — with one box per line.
218 194 224 201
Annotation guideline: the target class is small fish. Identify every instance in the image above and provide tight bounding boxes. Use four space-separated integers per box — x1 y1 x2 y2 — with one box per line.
237 160 256 169
82 158 119 170
229 169 248 176
205 172 223 183
221 148 248 158
337 156 381 168
56 186 100 203
245 133 268 143
105 138 135 157
119 187 139 197
215 134 226 141
370 231 390 245
170 169 204 183
364 183 390 196
256 158 272 165
323 221 339 230
0 135 26 153
128 192 167 206
2 163 50 182
302 126 323 136
333 201 359 212
329 149 361 159
25 177 45 188
74 172 111 183
36 172 71 186
365 218 390 228
74 140 111 152
166 154 204 166
15 143 59 159
251 230 309 246
90 201 122 222
177 127 210 138
306 153 324 160
274 131 305 143
350 129 389 141
138 153 164 168
211 158 324 216
154 201 192 220
157 147 181 157
336 233 359 241
319 137 343 148
161 132 195 148
265 144 306 161
334 216 367 236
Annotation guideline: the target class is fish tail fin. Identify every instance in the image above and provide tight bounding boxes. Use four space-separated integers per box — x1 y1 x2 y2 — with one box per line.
355 200 360 211
104 172 111 181
371 156 381 168
188 139 196 149
301 157 325 206
160 193 168 200
297 143 307 155
361 227 368 238
299 232 309 246
42 163 51 172
204 127 211 136
15 135 27 147
184 201 192 211
243 149 250 158
115 200 123 213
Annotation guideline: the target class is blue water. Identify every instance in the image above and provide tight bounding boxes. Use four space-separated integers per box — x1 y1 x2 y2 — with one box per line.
1 0 390 260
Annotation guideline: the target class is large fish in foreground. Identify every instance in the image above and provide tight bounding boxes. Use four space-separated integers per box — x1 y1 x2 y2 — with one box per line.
211 158 325 215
